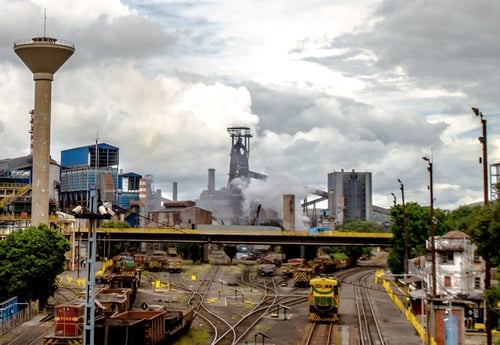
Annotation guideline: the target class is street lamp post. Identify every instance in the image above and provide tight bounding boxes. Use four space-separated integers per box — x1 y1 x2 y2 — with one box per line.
471 106 492 345
77 223 81 279
391 192 397 206
422 157 436 298
397 179 408 276
471 107 488 205
73 191 112 345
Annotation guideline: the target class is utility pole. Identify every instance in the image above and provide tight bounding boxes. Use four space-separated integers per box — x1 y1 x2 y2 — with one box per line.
422 157 436 297
397 178 408 276
472 107 491 345
423 156 436 345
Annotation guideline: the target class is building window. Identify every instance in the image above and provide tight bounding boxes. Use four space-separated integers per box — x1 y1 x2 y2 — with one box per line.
444 276 451 287
440 251 454 264
473 250 482 263
474 277 481 289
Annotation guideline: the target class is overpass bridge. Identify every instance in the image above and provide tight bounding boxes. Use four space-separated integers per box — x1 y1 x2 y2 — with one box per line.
80 228 393 247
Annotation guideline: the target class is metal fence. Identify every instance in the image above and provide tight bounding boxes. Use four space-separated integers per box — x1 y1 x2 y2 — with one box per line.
0 303 38 336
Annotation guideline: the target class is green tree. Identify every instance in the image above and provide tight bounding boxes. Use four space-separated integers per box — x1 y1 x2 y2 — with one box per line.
331 220 385 264
388 202 450 274
343 246 365 264
341 220 385 232
189 244 202 263
176 243 190 260
444 204 482 232
468 203 500 266
260 220 284 230
468 202 500 339
223 244 237 264
0 224 70 305
101 220 131 228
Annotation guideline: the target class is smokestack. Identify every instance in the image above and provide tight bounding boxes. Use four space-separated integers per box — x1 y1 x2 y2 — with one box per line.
208 168 215 192
14 36 74 225
172 182 178 201
283 194 295 231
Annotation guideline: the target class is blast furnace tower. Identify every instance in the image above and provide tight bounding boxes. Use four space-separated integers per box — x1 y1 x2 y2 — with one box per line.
227 126 252 186
14 36 74 225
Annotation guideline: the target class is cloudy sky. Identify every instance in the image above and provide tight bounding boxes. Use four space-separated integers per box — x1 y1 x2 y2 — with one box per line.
1 0 499 213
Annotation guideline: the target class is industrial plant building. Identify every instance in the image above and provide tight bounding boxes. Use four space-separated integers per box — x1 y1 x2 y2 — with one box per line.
0 124 382 232
0 139 380 232
328 169 373 225
0 155 59 216
60 143 120 212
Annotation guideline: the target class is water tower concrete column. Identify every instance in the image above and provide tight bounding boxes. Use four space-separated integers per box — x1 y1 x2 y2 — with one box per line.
14 36 74 225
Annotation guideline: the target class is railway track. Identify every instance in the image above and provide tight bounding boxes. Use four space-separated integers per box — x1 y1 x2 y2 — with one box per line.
216 263 308 345
0 314 53 345
181 263 281 345
168 262 308 345
218 272 279 345
303 322 337 345
355 270 387 345
1 283 82 345
176 265 238 345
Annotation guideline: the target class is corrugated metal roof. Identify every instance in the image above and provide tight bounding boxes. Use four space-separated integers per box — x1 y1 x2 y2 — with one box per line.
119 172 142 177
0 154 58 169
62 142 119 151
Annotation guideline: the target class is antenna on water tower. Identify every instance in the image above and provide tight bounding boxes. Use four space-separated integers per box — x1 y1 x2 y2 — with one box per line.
43 8 47 37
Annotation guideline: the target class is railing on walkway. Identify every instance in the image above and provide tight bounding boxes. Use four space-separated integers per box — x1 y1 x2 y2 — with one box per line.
0 302 38 336
375 270 436 345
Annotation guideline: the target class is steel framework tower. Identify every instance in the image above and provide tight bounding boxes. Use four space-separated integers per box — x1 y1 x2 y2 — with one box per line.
227 126 252 186
14 36 74 225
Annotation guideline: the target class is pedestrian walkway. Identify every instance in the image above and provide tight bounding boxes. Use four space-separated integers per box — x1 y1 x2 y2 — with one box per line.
58 261 106 288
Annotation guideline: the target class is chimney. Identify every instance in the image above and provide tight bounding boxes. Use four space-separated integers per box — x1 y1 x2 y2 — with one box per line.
208 168 215 192
283 194 296 231
172 182 178 201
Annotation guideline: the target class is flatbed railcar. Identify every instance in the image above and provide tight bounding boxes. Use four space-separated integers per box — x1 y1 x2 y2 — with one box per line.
308 275 340 322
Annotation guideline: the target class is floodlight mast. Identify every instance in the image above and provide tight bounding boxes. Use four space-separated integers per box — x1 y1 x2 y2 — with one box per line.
73 138 111 345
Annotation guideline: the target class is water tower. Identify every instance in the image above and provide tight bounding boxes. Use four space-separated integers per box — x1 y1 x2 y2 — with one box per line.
14 36 74 225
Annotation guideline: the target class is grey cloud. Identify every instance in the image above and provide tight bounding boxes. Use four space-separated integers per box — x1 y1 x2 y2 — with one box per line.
314 1 500 104
70 15 178 63
246 82 318 134
248 81 445 148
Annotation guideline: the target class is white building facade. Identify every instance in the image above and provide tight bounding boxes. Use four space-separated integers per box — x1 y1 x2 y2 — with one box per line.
426 230 485 298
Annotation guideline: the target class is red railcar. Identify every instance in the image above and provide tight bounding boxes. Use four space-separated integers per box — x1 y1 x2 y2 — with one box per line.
53 300 85 337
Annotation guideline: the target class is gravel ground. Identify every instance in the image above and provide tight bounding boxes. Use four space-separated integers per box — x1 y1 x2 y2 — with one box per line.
1 257 491 345
165 258 491 345
147 260 425 345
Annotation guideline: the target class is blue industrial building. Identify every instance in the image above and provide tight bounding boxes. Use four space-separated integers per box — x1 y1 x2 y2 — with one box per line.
59 143 121 210
0 142 154 228
116 172 143 226
59 143 147 226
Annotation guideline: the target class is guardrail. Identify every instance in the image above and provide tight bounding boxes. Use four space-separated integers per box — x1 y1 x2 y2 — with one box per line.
0 302 38 336
13 37 74 49
376 270 436 345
